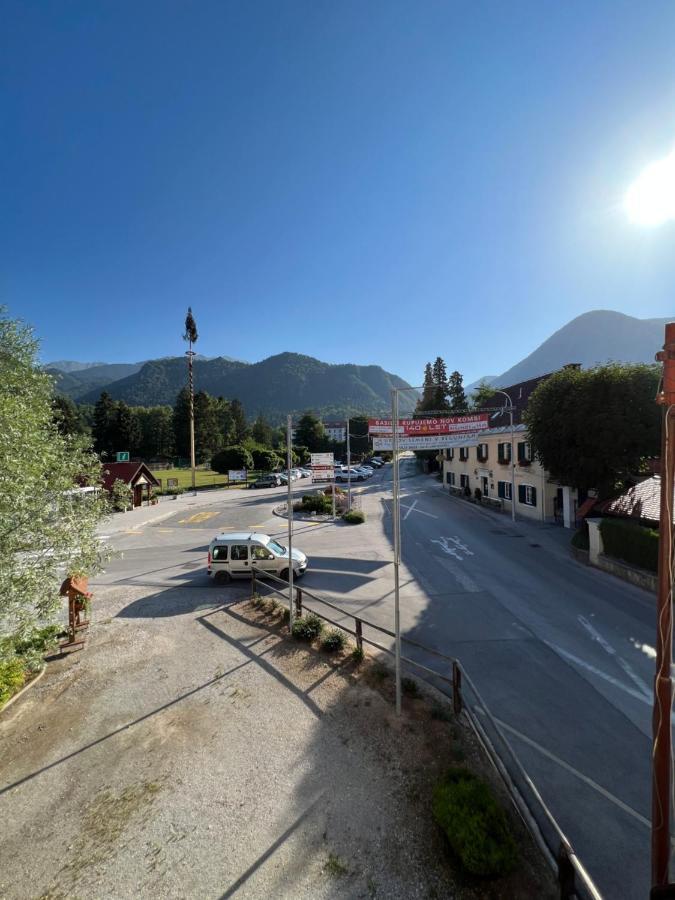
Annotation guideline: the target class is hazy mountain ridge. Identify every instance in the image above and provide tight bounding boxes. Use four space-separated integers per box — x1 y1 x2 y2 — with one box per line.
483 311 669 389
74 352 415 418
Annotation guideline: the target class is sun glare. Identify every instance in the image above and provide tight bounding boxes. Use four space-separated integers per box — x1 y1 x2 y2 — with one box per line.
625 149 675 226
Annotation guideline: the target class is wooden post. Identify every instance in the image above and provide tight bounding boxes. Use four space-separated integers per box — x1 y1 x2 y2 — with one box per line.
355 618 363 652
294 587 303 618
251 568 257 600
452 661 463 715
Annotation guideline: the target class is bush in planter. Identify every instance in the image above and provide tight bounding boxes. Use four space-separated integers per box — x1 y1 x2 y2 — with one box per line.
343 509 365 524
571 524 589 551
600 518 658 572
321 628 347 652
473 488 482 502
463 485 471 498
432 768 517 877
291 613 324 641
301 494 332 514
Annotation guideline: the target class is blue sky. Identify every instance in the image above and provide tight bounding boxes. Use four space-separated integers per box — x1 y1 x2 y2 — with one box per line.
3 0 675 385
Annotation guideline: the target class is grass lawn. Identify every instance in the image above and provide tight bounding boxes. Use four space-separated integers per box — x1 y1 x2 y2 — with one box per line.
150 467 256 490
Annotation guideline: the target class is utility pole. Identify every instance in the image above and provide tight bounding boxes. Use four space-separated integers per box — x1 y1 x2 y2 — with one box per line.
346 417 352 512
651 322 675 894
391 389 402 717
183 308 198 496
286 414 294 628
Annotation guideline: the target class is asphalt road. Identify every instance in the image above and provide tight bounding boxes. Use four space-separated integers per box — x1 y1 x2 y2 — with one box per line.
95 460 657 898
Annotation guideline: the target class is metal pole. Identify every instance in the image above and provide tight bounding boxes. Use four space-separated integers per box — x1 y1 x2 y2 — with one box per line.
651 322 675 891
346 417 352 512
509 403 516 523
392 389 402 717
286 414 294 628
188 347 196 495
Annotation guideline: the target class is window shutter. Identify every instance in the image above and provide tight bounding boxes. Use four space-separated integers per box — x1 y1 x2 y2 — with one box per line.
518 484 526 504
517 442 525 461
498 482 505 499
530 486 537 506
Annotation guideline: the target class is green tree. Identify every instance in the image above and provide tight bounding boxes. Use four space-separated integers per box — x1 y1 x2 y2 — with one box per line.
295 413 326 452
110 478 133 511
194 391 221 463
417 362 435 412
230 398 249 443
211 446 254 473
0 310 108 639
173 387 191 459
525 363 661 496
471 380 496 409
431 357 451 411
52 395 85 437
213 397 235 447
348 416 370 456
134 406 174 459
448 371 468 414
113 401 141 456
92 391 117 457
251 414 274 447
251 448 281 471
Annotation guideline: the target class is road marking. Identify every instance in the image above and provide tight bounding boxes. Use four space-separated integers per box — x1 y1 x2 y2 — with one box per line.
431 536 473 562
483 712 651 830
403 500 418 520
398 501 438 519
578 615 651 701
547 642 651 706
157 528 173 533
124 531 143 535
436 556 481 592
179 511 219 524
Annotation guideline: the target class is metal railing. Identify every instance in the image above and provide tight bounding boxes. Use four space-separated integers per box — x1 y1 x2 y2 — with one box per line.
250 565 603 900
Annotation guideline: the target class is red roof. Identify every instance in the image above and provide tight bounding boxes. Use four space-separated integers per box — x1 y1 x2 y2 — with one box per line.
100 462 160 492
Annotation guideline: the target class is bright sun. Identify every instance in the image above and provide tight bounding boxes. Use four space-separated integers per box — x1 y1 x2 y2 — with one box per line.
625 149 675 226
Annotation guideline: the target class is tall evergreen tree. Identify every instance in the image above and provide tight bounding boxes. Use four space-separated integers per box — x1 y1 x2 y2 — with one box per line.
173 387 191 459
416 362 435 412
431 357 451 411
213 397 235 447
193 391 221 462
230 398 249 443
295 413 326 452
113 401 141 456
92 391 117 457
251 413 273 447
52 395 84 437
448 371 468 414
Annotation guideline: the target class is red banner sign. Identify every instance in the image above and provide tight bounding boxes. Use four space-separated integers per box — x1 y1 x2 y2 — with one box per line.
368 414 489 436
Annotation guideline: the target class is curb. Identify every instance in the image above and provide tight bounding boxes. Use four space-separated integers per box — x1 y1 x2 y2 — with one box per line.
0 665 46 716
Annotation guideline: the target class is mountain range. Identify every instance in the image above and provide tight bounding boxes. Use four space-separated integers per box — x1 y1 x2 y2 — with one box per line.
47 353 415 419
467 310 669 391
47 310 671 418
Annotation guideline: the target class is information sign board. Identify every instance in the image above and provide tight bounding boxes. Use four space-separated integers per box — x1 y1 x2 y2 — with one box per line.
372 434 480 451
116 451 130 462
167 478 179 489
228 469 247 483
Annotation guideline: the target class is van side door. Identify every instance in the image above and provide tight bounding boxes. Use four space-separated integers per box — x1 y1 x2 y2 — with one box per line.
229 544 250 577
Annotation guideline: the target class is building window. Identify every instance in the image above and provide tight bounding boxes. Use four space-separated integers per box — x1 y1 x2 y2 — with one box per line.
477 443 488 462
445 447 454 461
518 484 537 506
497 442 512 463
459 447 469 461
446 471 455 486
460 473 470 489
517 441 532 463
497 481 512 500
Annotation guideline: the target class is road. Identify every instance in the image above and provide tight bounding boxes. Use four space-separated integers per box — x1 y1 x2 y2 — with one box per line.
95 461 657 898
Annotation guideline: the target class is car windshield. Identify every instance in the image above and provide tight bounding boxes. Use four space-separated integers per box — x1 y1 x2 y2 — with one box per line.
267 540 286 554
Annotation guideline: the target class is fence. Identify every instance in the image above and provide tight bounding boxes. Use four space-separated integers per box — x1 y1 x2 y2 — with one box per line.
250 565 603 900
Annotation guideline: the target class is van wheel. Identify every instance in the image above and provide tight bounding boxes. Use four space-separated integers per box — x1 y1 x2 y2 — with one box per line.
214 572 231 585
279 569 290 581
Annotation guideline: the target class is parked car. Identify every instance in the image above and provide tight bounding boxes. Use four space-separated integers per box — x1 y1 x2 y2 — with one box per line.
297 468 312 478
250 474 282 488
208 531 308 583
335 467 366 482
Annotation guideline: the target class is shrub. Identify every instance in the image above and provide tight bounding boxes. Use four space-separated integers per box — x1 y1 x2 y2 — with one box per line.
322 629 346 652
301 494 332 514
571 524 589 551
211 446 253 474
0 657 26 707
251 447 282 471
350 645 364 664
343 509 365 525
463 485 471 497
432 768 517 877
402 677 419 697
473 488 482 502
600 518 658 572
111 478 133 511
291 613 324 641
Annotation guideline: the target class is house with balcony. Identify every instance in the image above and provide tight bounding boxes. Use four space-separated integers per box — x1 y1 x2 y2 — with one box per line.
440 368 583 527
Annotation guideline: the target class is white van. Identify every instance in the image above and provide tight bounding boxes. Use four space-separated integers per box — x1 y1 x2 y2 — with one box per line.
207 532 308 583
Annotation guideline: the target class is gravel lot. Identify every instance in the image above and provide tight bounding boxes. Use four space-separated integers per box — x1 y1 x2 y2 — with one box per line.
0 577 555 899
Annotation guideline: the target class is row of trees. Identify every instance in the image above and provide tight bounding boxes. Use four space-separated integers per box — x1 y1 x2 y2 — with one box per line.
417 357 468 413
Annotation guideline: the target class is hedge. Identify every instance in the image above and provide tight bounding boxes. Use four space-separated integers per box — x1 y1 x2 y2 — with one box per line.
600 518 658 573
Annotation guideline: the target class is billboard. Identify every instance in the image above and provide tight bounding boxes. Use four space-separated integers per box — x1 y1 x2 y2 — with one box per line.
372 434 480 451
368 414 489 436
228 469 247 482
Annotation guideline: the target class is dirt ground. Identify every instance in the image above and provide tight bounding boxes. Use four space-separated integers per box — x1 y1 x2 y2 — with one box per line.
0 580 556 899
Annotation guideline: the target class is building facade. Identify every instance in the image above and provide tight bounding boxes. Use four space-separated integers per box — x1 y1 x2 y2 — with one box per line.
322 421 347 443
439 369 581 528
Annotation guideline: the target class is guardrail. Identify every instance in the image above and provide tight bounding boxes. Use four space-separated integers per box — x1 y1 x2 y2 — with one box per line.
250 565 603 900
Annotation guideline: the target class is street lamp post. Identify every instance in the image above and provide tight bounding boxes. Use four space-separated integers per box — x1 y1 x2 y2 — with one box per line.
492 389 516 523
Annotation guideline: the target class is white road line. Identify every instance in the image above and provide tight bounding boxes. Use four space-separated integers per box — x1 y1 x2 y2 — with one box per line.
403 500 418 520
547 642 651 706
484 712 651 831
578 615 652 701
399 502 438 519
